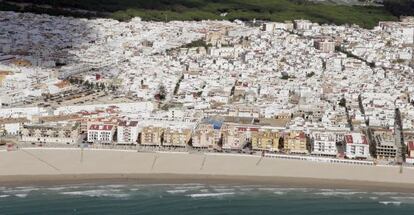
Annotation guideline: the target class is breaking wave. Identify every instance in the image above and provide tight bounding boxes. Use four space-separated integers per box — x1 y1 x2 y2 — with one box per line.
187 192 235 198
166 189 188 194
379 201 401 206
15 193 28 198
60 189 130 198
314 191 367 196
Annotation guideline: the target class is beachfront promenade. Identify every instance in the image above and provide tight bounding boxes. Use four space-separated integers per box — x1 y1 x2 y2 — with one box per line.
1 147 414 190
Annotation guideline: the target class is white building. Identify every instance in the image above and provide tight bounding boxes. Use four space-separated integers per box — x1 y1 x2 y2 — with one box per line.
345 132 370 159
402 27 414 44
117 121 139 144
21 122 81 144
4 123 20 135
311 131 338 156
87 124 116 144
294 19 312 30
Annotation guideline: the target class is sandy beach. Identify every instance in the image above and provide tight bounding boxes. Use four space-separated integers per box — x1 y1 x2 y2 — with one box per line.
1 148 414 191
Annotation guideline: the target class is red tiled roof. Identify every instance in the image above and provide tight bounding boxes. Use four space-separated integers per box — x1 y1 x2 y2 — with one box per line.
408 141 414 151
345 134 368 145
89 124 114 131
345 135 353 144
362 136 368 145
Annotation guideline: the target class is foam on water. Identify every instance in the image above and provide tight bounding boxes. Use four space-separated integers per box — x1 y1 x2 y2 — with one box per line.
273 191 286 195
238 188 255 192
213 188 235 192
3 187 39 194
46 187 70 191
379 201 402 206
14 194 28 198
314 191 367 196
174 185 205 190
0 195 10 198
98 184 126 189
60 189 129 198
257 187 311 193
166 189 188 194
187 192 235 198
371 192 399 196
390 196 414 204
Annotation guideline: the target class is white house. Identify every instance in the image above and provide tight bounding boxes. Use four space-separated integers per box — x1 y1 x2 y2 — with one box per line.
345 132 370 159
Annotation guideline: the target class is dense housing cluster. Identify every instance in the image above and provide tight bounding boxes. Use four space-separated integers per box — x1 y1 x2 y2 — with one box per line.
1 11 414 166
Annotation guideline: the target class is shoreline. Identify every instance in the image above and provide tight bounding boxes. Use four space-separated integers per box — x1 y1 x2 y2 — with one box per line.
1 173 414 193
1 148 414 192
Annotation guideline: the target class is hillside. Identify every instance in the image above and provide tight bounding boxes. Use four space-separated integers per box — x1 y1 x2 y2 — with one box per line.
0 0 403 28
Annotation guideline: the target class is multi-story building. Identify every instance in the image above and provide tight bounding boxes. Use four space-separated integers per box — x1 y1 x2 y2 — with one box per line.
310 131 338 156
220 124 258 151
314 39 336 53
163 127 192 147
284 131 308 154
374 130 398 160
293 19 312 30
117 121 139 144
344 132 370 159
192 123 220 149
140 126 163 146
407 141 414 164
87 124 115 144
251 129 281 152
21 122 81 144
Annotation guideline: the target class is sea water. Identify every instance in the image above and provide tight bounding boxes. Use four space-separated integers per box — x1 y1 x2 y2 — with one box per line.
0 183 413 214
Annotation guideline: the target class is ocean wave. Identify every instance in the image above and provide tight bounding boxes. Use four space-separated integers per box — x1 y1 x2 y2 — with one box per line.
60 189 129 198
213 188 235 192
273 191 286 195
174 185 205 190
238 188 255 192
371 192 399 196
14 193 28 198
46 186 79 191
257 187 310 192
98 184 126 189
379 201 401 206
187 192 235 198
166 189 188 194
3 187 39 194
390 196 414 204
314 191 367 196
257 188 281 192
317 188 353 193
0 195 10 198
139 183 203 188
46 187 68 191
